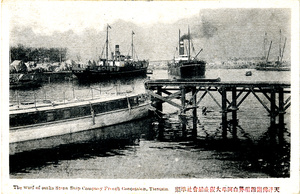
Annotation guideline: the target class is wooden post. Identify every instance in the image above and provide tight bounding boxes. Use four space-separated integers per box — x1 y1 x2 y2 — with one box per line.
270 89 276 143
156 86 164 140
192 87 197 141
181 86 187 138
278 88 284 145
221 86 227 139
232 87 237 139
34 92 37 108
16 91 20 108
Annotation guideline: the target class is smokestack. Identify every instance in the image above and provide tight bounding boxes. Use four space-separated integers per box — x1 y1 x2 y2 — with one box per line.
115 45 120 61
115 45 120 56
179 41 184 55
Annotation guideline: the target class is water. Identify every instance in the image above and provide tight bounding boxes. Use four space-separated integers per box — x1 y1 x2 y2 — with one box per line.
9 68 291 178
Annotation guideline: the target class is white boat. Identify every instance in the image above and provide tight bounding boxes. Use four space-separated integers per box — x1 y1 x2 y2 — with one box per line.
9 93 150 154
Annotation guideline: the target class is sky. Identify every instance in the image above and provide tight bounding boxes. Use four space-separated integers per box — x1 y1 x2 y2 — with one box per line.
4 1 295 61
8 1 202 34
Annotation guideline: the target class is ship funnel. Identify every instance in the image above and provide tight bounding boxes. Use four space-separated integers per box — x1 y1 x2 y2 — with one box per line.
115 45 120 61
115 45 120 56
179 41 184 55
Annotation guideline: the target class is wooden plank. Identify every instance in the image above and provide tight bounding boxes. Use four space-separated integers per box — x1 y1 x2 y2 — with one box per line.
250 88 271 113
145 80 291 89
147 90 182 109
237 90 251 108
206 88 222 109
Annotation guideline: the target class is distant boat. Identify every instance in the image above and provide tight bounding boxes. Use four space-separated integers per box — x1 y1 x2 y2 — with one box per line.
146 69 153 74
245 71 252 76
168 27 206 79
72 25 149 81
10 73 41 89
256 30 290 71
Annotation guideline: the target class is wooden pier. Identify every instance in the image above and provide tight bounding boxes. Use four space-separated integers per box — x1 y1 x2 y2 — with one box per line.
144 79 291 143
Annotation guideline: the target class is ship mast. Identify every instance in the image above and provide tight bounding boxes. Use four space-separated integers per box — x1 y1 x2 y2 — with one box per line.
188 26 191 61
132 31 135 60
179 29 181 56
280 37 287 63
266 41 272 62
106 24 111 64
263 32 268 59
279 29 282 62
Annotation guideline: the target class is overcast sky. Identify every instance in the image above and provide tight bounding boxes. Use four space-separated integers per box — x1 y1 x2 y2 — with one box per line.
4 1 296 61
8 1 203 34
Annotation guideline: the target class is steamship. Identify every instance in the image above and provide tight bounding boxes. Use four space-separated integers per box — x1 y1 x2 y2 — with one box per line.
168 28 206 79
72 25 149 81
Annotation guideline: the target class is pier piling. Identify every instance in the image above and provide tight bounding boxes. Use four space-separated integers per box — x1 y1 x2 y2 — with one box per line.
221 86 227 139
192 87 197 141
181 87 187 138
231 87 238 139
145 79 290 142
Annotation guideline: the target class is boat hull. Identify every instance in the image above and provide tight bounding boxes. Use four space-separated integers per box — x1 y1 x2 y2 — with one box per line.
9 95 150 154
168 62 206 79
255 67 290 71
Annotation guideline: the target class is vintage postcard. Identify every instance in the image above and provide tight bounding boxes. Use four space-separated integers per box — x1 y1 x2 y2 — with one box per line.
1 0 299 193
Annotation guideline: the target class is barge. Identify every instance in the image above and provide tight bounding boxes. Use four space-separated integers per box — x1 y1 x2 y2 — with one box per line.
9 93 150 155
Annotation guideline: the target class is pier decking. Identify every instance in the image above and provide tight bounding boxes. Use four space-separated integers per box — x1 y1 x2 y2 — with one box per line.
145 79 291 143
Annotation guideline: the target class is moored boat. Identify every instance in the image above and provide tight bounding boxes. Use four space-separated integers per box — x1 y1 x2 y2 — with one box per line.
10 73 41 89
255 30 290 71
245 71 252 76
9 93 150 155
72 25 149 81
146 69 153 74
168 28 206 79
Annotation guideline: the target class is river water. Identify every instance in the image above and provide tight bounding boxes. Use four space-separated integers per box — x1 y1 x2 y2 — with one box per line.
9 68 291 178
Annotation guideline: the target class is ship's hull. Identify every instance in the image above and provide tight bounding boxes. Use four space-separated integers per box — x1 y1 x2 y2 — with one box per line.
10 73 42 89
168 61 206 79
255 61 291 71
9 94 150 154
255 66 290 71
10 80 42 89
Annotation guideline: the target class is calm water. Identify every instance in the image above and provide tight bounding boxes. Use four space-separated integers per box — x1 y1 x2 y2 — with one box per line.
9 68 291 178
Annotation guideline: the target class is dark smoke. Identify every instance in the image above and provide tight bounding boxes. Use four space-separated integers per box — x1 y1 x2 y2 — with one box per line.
180 34 192 41
187 16 218 40
200 18 218 39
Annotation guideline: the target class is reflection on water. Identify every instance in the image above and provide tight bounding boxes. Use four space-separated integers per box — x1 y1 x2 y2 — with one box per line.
10 118 153 176
9 69 291 178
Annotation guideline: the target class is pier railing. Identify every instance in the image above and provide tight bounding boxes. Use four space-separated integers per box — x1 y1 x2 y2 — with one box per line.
9 84 136 110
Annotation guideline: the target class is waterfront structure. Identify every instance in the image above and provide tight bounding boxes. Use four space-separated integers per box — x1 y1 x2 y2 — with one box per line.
145 79 290 143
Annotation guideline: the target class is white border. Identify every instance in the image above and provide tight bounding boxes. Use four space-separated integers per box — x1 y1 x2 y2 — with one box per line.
1 0 299 194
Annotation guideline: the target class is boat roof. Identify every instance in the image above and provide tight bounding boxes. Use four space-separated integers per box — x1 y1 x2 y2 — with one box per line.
10 93 145 115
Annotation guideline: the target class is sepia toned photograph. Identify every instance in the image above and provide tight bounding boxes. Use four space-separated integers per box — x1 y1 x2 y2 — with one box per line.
1 0 299 193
